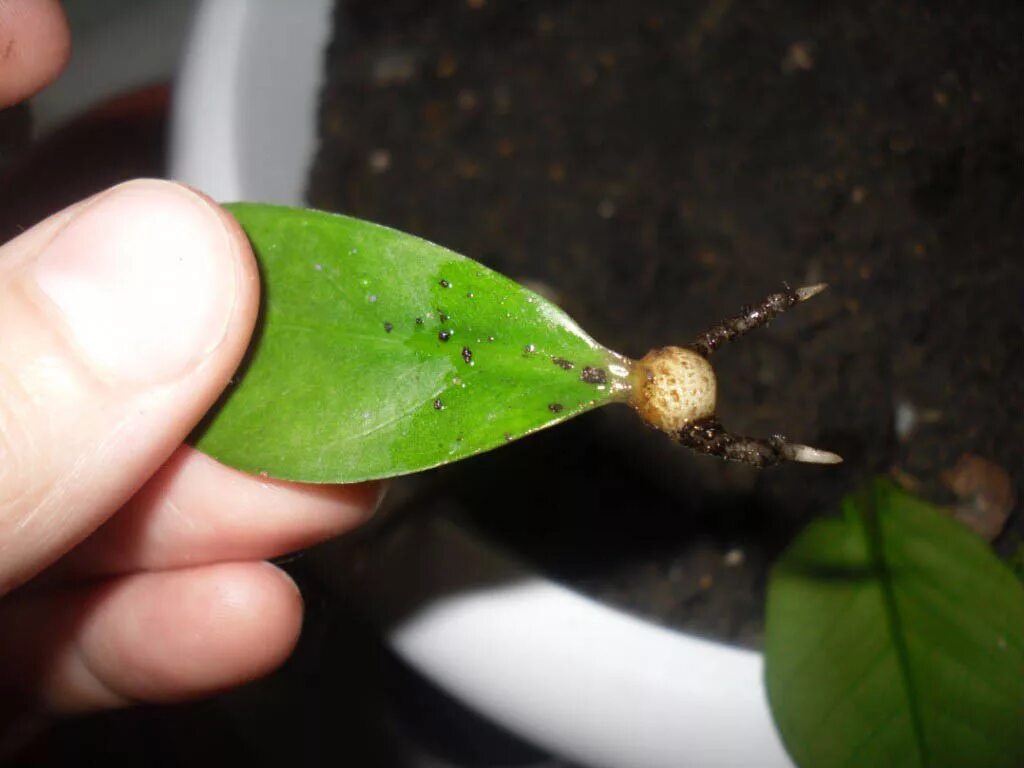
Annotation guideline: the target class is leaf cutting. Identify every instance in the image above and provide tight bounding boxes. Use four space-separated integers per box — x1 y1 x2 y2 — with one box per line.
192 203 841 482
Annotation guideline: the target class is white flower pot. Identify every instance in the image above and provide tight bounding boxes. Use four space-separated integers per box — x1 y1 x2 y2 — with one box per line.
169 3 795 766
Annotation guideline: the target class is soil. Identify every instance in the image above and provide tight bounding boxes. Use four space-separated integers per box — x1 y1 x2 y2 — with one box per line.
309 0 1024 647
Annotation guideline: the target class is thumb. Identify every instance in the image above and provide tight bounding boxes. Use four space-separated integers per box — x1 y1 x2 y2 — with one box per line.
0 180 259 594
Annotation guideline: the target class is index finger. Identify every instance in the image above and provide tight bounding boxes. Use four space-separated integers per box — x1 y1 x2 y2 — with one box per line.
0 0 70 108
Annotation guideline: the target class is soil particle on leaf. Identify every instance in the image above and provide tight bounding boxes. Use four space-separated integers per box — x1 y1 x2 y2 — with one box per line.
438 330 452 342
383 321 393 333
548 403 564 413
552 356 575 370
580 366 608 386
439 278 451 288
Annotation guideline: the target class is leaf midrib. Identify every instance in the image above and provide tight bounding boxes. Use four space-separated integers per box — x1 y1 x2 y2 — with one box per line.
858 494 929 768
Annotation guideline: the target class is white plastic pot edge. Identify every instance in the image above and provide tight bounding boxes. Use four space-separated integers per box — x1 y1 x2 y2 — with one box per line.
349 517 793 768
170 0 333 205
169 3 794 766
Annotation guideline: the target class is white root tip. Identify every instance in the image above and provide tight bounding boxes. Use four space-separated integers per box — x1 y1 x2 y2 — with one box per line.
782 444 844 465
795 283 829 302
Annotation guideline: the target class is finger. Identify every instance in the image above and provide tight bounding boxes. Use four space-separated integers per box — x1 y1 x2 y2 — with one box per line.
0 0 70 107
0 179 259 595
0 562 301 712
57 446 380 577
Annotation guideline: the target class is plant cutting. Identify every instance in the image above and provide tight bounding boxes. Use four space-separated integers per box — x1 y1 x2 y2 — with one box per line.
194 203 841 483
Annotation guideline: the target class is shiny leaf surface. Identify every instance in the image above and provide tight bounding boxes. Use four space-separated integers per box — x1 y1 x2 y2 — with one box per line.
193 203 630 482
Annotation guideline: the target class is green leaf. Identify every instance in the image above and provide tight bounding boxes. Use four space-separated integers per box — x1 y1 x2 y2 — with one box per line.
765 477 1024 768
193 203 630 482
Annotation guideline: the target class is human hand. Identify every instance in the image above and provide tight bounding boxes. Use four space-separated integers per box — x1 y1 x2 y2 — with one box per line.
0 0 378 728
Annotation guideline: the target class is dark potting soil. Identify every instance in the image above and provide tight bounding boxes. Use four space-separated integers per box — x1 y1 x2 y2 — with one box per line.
309 0 1024 647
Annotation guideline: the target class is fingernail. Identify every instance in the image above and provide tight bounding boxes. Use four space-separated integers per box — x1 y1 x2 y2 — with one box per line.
33 180 238 385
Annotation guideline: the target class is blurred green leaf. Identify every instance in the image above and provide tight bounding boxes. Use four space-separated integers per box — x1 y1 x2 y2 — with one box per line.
765 477 1024 768
192 204 629 482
